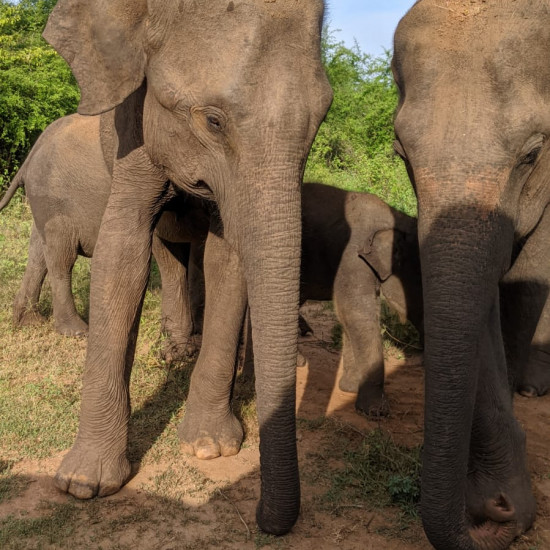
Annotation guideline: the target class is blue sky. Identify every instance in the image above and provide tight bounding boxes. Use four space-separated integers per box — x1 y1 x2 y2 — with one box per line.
326 1 413 56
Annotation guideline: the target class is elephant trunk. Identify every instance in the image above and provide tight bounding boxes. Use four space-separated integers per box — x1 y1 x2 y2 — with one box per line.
219 164 302 535
418 203 517 550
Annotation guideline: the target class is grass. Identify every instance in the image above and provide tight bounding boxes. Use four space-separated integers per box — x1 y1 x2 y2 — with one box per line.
305 151 417 217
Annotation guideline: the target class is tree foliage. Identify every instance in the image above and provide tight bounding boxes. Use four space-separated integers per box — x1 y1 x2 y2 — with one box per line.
311 30 397 169
0 5 414 213
306 30 416 215
0 0 79 188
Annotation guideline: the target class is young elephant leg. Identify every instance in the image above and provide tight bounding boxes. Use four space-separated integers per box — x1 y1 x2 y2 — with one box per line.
42 218 88 337
152 233 197 361
334 253 388 416
13 222 48 326
178 226 247 459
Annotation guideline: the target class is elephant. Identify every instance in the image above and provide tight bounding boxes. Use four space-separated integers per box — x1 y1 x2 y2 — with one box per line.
0 113 209 358
42 0 332 536
392 1 550 548
300 183 422 416
240 183 423 417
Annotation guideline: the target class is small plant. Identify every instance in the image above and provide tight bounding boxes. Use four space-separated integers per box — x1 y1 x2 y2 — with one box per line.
325 428 422 518
380 300 421 352
330 322 343 350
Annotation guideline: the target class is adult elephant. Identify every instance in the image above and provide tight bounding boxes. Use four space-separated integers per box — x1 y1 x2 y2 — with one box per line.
42 0 332 536
392 2 550 549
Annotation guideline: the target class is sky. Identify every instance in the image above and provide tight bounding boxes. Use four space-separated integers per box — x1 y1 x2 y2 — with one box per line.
326 1 414 56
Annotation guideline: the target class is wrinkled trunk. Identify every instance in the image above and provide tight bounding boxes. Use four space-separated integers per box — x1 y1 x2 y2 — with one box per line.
218 164 302 535
419 205 516 550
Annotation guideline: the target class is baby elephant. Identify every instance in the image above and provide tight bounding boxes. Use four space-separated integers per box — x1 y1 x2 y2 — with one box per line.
0 114 208 356
300 183 423 416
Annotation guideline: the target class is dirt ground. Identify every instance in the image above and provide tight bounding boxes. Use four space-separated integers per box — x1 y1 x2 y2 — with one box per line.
2 302 550 549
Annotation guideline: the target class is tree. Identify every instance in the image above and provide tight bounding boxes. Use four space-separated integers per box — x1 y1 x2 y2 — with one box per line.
0 0 79 190
306 29 415 215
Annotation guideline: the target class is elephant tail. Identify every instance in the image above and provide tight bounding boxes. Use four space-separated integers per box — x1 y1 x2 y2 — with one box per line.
0 169 24 212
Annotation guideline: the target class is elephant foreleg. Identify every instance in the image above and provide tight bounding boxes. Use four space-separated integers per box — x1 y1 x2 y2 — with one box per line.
54 148 169 499
178 225 247 459
501 205 550 397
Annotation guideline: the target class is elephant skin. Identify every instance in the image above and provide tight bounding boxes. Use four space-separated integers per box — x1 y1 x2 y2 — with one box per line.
0 113 209 359
393 2 550 548
300 183 422 416
42 0 332 536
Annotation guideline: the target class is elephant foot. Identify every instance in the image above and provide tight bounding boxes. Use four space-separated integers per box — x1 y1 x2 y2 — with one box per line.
178 410 243 460
161 336 200 364
55 442 131 499
517 383 549 398
55 317 89 338
515 352 550 397
14 308 46 327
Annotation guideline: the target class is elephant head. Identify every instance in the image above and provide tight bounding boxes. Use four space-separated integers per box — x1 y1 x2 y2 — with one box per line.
392 1 550 548
43 0 332 535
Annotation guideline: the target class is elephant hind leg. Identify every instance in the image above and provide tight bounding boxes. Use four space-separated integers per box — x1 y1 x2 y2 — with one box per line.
42 219 88 337
13 223 48 327
152 234 199 362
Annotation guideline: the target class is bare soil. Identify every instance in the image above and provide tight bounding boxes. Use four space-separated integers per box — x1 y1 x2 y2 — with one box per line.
2 302 550 549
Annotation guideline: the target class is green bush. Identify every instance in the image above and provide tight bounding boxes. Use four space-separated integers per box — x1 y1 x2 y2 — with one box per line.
306 29 416 216
0 0 79 190
0 7 415 216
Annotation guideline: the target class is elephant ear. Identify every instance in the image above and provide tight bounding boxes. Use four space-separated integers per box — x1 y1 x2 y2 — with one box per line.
359 228 400 282
43 0 147 115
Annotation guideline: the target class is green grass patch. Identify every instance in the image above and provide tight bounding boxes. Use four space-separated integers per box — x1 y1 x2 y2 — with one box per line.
325 428 422 519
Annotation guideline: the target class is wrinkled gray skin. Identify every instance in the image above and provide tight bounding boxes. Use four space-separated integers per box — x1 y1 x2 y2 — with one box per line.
393 1 550 548
0 114 208 358
300 183 422 416
42 0 331 535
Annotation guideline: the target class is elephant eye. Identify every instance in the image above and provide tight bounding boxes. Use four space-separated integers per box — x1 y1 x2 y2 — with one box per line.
206 114 224 132
519 146 541 166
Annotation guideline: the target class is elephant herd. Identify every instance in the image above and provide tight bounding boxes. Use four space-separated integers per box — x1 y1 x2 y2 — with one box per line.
2 1 550 549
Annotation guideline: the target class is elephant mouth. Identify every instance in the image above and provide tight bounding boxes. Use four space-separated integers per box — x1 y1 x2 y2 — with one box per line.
166 174 216 201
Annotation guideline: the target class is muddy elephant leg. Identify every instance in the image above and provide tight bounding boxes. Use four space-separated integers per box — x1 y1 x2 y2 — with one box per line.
178 226 247 459
13 222 48 327
334 254 388 416
55 149 168 499
152 234 198 361
41 219 88 337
